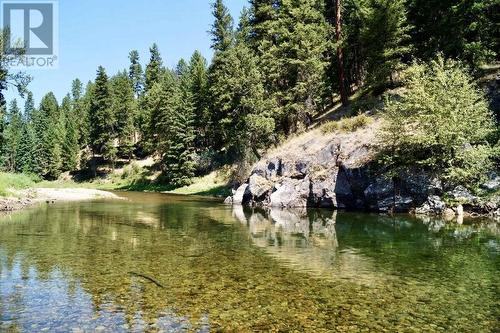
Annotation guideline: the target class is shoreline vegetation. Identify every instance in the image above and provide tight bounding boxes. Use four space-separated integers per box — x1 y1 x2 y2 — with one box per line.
0 172 121 212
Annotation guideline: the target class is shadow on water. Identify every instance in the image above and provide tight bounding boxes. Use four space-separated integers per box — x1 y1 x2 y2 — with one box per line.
0 192 498 332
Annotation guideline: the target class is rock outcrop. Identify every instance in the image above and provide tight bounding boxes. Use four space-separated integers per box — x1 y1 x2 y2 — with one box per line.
225 119 499 217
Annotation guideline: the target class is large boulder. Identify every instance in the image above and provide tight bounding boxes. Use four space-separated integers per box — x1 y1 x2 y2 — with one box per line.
448 186 477 203
247 174 273 204
233 184 250 205
270 177 310 208
415 195 446 215
481 173 500 192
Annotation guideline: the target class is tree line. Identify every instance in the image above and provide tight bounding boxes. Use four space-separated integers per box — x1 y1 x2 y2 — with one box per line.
1 0 498 185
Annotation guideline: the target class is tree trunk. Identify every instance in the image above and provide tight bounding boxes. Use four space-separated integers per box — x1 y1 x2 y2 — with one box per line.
335 0 348 106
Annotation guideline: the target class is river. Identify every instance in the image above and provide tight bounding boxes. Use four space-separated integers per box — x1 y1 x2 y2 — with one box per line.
0 192 498 332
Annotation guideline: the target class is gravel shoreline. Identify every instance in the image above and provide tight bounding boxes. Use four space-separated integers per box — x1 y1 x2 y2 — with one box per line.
0 188 122 212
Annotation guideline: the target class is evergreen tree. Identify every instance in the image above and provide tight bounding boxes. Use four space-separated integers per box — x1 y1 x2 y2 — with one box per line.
208 40 275 160
250 0 329 133
2 100 23 171
360 0 411 90
70 79 86 148
61 95 80 171
24 91 35 121
188 50 209 147
37 92 63 179
17 121 36 174
407 0 499 68
144 43 164 92
78 81 94 147
90 66 116 167
128 50 144 97
165 60 196 186
110 71 135 160
210 0 234 52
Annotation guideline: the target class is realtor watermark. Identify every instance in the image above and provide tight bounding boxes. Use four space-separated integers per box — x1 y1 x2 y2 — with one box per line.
2 0 58 69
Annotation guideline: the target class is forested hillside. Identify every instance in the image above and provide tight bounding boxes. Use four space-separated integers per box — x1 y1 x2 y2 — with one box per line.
0 0 498 189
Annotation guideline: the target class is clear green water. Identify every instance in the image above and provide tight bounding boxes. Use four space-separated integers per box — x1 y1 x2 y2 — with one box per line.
0 192 498 332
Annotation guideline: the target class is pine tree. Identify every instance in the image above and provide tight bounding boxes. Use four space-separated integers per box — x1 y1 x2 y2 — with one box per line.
188 50 209 147
249 0 330 133
164 61 196 186
210 0 234 52
208 39 275 160
407 0 499 68
36 92 63 179
24 91 35 121
17 121 36 174
110 71 135 160
90 66 116 168
144 43 164 92
360 0 411 90
79 81 94 148
2 100 23 171
61 95 80 171
128 50 144 97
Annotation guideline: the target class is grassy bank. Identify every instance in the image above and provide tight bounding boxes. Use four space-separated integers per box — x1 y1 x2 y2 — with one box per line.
35 165 232 198
0 173 38 197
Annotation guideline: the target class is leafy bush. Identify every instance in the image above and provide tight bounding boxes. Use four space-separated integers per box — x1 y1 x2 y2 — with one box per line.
321 114 373 134
321 121 339 133
0 172 37 196
381 56 496 186
121 163 141 180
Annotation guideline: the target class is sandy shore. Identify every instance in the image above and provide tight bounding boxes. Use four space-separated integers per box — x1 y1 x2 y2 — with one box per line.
0 188 122 212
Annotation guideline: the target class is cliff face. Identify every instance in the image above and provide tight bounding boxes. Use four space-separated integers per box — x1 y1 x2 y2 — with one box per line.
226 118 500 216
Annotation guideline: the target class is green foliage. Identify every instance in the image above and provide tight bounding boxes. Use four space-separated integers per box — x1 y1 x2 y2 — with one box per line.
210 0 234 52
382 56 496 186
61 95 80 171
38 92 64 179
188 50 209 147
90 66 116 165
407 0 499 68
2 100 23 171
0 172 37 196
128 50 144 97
251 0 329 133
360 0 411 90
2 3 498 191
208 40 275 159
110 71 135 160
321 114 373 133
144 43 164 92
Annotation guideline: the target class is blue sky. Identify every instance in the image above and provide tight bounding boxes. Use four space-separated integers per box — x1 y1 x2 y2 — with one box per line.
6 0 247 106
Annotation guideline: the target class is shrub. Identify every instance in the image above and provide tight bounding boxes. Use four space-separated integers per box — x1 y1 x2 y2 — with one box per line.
341 114 373 132
321 121 339 134
321 114 373 134
381 56 496 186
0 173 37 197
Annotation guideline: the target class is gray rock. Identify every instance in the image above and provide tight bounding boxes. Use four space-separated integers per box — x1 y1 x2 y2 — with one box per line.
416 195 446 215
480 174 500 192
270 177 310 208
364 177 394 211
223 196 233 205
247 174 273 202
310 172 337 208
448 186 477 203
233 184 250 205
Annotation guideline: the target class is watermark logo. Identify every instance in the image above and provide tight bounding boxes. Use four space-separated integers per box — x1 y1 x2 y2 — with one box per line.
2 0 58 69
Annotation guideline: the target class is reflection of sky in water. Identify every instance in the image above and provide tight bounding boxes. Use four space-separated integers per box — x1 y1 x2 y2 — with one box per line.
0 259 208 332
0 193 498 332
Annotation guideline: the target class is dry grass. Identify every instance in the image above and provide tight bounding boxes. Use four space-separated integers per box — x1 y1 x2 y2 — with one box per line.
321 114 374 134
